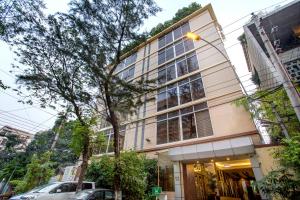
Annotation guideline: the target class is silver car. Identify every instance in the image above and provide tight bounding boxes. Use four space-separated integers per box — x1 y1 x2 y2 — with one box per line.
10 181 95 200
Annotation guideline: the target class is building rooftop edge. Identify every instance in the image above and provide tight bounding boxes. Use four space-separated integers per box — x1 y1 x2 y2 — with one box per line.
120 3 218 59
0 125 34 137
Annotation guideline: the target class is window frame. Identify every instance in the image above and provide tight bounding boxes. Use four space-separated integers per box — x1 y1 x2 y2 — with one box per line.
157 72 205 112
156 102 212 145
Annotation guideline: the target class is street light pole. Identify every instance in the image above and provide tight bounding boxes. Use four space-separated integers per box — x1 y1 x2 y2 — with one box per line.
186 32 249 96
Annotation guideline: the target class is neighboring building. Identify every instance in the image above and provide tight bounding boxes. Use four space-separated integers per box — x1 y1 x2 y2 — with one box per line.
241 0 300 89
0 125 33 152
93 4 273 200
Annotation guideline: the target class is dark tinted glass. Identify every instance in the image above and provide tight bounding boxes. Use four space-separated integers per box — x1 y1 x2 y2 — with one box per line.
159 36 165 49
184 39 194 52
158 68 166 85
181 23 191 35
93 191 104 199
158 50 165 65
127 66 135 80
187 55 199 72
105 191 114 200
157 121 167 144
168 118 180 142
165 47 174 61
167 87 178 108
157 91 167 111
166 64 176 82
179 83 192 104
182 114 196 140
175 41 184 56
195 110 213 138
176 59 188 77
191 79 205 100
69 183 77 192
82 183 93 190
165 32 173 45
173 26 182 40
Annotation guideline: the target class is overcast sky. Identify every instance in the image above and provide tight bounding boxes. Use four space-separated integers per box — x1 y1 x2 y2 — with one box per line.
0 0 294 134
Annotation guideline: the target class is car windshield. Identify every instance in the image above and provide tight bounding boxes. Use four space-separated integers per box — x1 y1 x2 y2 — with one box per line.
75 190 94 199
34 183 61 193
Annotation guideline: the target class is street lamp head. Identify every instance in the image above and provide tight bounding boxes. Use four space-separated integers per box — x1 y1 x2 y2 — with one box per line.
186 32 201 41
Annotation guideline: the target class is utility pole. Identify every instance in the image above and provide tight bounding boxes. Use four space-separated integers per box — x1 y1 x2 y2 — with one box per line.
253 14 300 122
270 102 290 139
50 113 66 150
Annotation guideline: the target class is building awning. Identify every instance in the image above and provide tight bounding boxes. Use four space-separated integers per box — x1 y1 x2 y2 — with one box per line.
168 136 254 161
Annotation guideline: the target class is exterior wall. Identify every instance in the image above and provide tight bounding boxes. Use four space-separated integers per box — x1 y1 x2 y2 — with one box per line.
95 4 258 156
255 146 281 175
243 26 281 90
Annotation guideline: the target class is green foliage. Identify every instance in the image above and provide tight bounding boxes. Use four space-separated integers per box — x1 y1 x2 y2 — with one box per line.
11 151 55 193
254 136 300 199
255 168 300 200
86 151 158 200
274 136 300 174
149 2 201 36
70 121 91 156
86 156 114 189
234 87 300 198
0 118 78 188
120 2 201 56
234 87 300 140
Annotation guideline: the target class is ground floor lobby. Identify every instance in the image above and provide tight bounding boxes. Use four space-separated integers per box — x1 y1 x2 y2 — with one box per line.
153 135 274 200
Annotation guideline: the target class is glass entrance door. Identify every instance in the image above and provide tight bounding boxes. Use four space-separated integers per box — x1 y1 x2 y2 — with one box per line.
183 159 261 200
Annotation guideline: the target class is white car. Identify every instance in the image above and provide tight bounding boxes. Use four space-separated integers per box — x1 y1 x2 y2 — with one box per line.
10 181 95 200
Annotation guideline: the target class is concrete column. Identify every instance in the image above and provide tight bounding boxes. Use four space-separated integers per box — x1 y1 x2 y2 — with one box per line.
173 161 184 200
250 155 270 200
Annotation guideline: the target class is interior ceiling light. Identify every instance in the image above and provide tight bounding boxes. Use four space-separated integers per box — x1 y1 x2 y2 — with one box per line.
293 25 300 38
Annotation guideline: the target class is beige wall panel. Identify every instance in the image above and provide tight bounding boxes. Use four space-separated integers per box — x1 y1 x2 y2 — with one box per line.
148 53 158 73
202 62 241 101
209 102 256 137
189 10 213 32
124 123 136 151
136 46 145 61
255 146 281 175
196 40 227 70
143 117 157 149
145 99 157 117
193 25 220 50
150 39 158 55
134 59 144 78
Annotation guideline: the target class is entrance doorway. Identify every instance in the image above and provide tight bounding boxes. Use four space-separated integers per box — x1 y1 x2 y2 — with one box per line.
183 159 261 200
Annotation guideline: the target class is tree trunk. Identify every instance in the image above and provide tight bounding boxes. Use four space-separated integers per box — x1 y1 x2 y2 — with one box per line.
110 110 122 200
76 133 90 192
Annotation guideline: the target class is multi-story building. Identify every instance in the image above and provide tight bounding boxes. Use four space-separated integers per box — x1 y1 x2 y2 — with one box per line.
241 0 300 89
95 4 274 200
0 125 33 152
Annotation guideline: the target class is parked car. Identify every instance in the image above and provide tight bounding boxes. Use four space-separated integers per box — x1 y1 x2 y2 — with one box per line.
9 184 50 200
9 181 95 200
72 189 115 200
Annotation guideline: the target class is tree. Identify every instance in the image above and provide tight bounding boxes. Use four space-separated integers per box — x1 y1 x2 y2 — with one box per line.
2 1 94 191
65 1 160 198
11 151 55 193
86 151 158 200
149 2 201 36
0 118 78 189
2 0 160 196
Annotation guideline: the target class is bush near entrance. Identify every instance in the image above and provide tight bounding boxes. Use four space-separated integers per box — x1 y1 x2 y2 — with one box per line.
86 151 158 200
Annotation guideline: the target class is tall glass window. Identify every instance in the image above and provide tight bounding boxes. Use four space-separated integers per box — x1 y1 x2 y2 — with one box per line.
157 23 193 65
156 102 213 144
157 72 205 112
